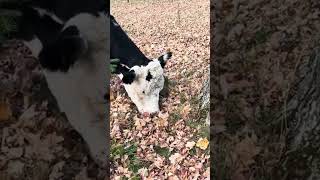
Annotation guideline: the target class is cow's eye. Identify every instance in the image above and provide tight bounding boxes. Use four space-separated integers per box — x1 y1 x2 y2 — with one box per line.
146 72 152 81
142 91 145 94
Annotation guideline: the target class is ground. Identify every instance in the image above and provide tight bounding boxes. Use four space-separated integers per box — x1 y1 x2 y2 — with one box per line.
110 0 210 179
211 0 320 179
0 41 107 180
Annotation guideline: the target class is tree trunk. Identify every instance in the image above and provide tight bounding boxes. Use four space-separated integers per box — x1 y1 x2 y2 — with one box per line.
199 76 210 125
273 48 320 179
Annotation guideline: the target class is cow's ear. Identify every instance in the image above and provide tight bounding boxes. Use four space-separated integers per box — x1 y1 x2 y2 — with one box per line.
121 70 136 84
38 30 87 72
158 52 172 68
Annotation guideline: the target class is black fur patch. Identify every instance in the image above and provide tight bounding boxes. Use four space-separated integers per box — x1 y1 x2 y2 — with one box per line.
60 25 80 36
158 52 172 68
122 70 136 84
103 93 109 100
15 7 63 44
29 0 107 21
2 0 106 42
146 71 152 81
110 15 150 68
166 52 172 59
158 57 165 68
39 27 87 72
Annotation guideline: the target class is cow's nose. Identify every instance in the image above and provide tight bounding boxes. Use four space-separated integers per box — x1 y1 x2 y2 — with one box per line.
142 112 158 118
142 112 150 118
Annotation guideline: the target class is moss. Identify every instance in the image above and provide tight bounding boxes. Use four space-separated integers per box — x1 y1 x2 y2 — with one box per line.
0 15 17 44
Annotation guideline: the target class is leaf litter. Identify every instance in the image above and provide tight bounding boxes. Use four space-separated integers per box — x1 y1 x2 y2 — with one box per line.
0 41 107 179
212 0 320 179
111 0 210 179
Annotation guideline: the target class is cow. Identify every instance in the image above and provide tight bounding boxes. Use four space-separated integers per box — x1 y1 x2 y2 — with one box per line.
1 0 109 168
1 0 171 169
110 15 172 116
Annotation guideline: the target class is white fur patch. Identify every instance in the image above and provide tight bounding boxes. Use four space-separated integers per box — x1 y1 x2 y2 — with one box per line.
123 60 165 113
112 19 120 27
163 53 170 61
23 38 43 57
42 12 108 166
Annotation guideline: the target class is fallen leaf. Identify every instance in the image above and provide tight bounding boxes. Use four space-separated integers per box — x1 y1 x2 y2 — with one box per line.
168 175 180 180
181 104 191 118
169 153 184 165
138 167 148 177
134 116 146 130
110 92 115 101
156 116 168 127
0 100 11 121
234 135 261 167
185 141 196 149
196 138 209 150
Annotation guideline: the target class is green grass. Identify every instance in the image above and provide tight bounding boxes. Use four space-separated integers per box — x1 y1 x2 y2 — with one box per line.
189 146 197 156
168 111 181 123
185 70 195 78
166 77 178 88
185 118 200 129
254 29 271 44
180 93 187 104
154 146 171 159
130 176 141 180
110 143 126 159
120 176 141 180
197 125 210 139
0 16 17 44
111 142 151 178
184 93 210 139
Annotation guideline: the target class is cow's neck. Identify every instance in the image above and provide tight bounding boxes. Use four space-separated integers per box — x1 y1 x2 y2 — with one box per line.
110 15 150 68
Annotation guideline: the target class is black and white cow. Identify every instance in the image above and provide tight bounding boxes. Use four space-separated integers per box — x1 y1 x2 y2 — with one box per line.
1 0 171 168
110 15 172 115
2 0 109 168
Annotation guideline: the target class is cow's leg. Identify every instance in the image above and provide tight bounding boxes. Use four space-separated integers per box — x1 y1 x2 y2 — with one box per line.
43 69 108 168
67 100 108 168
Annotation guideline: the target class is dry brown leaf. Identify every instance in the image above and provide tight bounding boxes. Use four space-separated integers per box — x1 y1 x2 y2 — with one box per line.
110 92 115 101
185 141 196 150
134 116 146 130
156 116 168 127
138 167 148 177
169 153 184 165
234 135 261 168
168 175 180 180
180 104 191 118
0 101 11 122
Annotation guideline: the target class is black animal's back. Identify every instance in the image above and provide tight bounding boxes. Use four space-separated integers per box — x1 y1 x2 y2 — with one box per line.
110 15 150 68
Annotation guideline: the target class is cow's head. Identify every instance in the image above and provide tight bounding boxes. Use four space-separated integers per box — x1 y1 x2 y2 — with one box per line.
120 52 172 115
